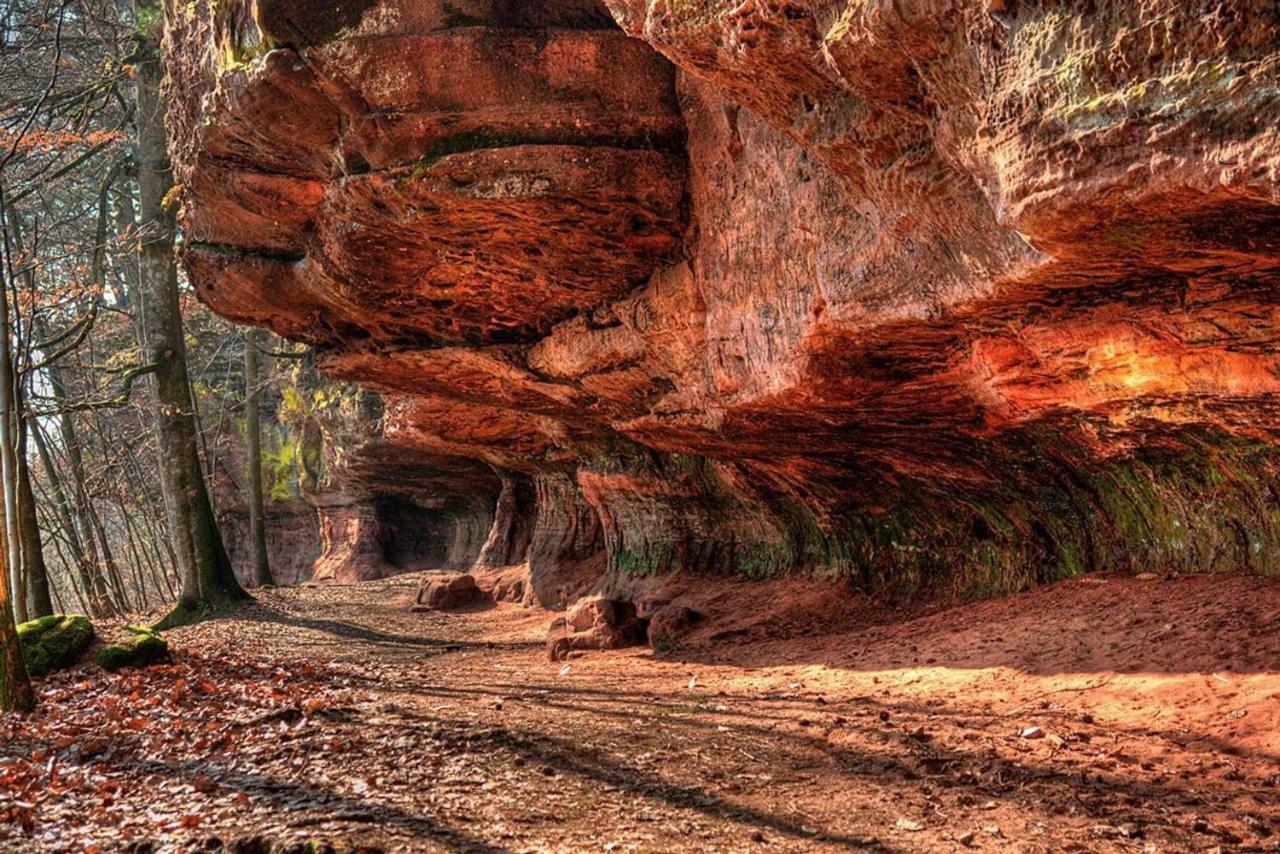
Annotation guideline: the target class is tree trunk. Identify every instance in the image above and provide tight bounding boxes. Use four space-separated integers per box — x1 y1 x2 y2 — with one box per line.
62 401 113 613
0 406 24 625
0 203 25 625
0 485 33 713
244 330 273 587
0 606 33 713
0 210 53 620
86 500 131 613
17 435 52 619
133 2 247 624
29 418 115 617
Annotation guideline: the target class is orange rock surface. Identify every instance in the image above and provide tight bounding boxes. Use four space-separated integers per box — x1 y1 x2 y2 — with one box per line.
164 0 1280 596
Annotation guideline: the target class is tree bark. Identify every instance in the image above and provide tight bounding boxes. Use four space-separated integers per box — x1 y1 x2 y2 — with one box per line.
133 2 247 624
17 435 52 619
0 200 26 624
0 211 54 620
0 481 33 713
244 329 273 587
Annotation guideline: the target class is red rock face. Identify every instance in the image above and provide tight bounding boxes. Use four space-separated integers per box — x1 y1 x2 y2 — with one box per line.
168 2 685 348
166 0 1280 600
222 504 321 587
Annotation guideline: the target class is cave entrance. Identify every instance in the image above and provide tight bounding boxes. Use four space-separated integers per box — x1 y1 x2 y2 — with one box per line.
375 496 452 572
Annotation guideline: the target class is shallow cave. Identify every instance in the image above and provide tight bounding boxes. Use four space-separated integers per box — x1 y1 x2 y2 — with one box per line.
374 495 453 572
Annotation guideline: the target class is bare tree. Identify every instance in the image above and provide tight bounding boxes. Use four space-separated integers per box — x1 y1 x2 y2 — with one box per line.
0 0 316 650
244 329 273 587
132 0 246 626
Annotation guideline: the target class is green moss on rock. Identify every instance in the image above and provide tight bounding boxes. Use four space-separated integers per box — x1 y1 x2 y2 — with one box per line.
96 626 170 671
18 614 95 676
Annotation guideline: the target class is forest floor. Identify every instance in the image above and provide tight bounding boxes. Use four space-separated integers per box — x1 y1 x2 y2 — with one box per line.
2 571 1279 853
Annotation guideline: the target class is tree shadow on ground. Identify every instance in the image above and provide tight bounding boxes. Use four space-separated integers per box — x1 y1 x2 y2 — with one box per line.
109 755 513 853
403 693 1274 846
231 604 541 653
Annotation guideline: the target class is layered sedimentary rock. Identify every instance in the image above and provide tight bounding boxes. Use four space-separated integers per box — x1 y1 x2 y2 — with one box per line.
295 381 503 583
221 501 321 586
165 0 1280 604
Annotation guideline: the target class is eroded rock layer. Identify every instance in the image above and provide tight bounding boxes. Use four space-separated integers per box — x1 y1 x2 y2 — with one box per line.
166 0 1280 602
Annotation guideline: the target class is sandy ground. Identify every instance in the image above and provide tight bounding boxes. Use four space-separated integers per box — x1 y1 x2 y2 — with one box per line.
3 571 1279 852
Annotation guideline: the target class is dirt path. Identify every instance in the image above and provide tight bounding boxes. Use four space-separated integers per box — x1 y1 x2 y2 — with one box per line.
4 572 1280 852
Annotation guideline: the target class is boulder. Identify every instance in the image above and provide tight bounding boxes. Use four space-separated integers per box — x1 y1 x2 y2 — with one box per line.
18 614 95 676
546 597 647 662
96 626 170 671
413 573 481 611
473 564 527 604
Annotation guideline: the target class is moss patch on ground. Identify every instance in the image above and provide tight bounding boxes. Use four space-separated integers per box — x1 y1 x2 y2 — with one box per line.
18 614 95 676
96 625 170 671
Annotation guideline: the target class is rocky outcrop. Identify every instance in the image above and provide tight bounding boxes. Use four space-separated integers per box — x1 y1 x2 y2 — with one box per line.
221 501 321 586
165 0 1280 603
546 596 648 660
413 572 482 611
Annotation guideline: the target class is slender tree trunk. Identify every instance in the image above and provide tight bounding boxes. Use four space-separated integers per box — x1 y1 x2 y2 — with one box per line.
41 511 90 615
38 310 118 614
63 413 112 612
0 200 26 625
17 434 52 618
0 410 24 625
0 477 33 712
0 215 53 620
244 330 273 587
47 566 64 614
29 420 113 616
133 3 247 625
116 501 155 609
29 469 90 615
86 500 131 613
95 414 177 598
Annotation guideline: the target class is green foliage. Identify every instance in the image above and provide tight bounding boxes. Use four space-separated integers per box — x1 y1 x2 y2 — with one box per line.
814 430 1280 602
96 626 170 671
18 615 95 677
266 437 302 501
218 35 273 73
664 0 735 28
277 385 310 424
269 380 338 499
135 3 162 37
597 428 1280 604
649 634 680 656
733 540 791 579
246 0 375 47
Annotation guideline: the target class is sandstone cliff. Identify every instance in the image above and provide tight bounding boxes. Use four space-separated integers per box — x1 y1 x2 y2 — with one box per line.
163 0 1280 603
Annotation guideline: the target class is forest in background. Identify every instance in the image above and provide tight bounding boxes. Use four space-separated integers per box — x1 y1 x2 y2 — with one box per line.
0 0 326 712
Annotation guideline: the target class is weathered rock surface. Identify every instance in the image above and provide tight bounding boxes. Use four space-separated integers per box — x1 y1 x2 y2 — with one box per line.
413 573 483 611
165 0 1280 603
546 596 648 660
222 501 321 587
